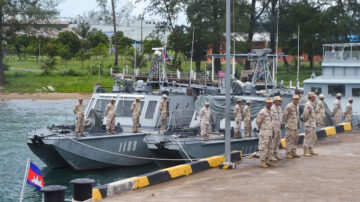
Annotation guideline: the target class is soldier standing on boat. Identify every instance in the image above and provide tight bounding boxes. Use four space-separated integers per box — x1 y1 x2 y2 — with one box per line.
283 94 301 159
243 100 252 137
106 97 116 135
234 99 243 138
332 93 342 125
256 97 274 168
302 92 318 157
73 98 85 138
131 97 141 133
200 102 211 141
270 96 283 161
344 97 353 123
316 94 326 127
159 94 168 131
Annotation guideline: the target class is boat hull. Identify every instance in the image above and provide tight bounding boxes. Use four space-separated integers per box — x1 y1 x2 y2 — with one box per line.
27 141 68 169
53 133 153 170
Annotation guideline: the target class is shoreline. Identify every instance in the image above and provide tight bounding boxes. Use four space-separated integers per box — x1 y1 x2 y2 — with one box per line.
0 93 92 101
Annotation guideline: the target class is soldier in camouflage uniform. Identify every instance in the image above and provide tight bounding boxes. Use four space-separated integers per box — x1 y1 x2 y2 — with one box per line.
269 96 283 161
233 99 243 138
200 102 211 141
315 94 326 127
283 94 301 159
131 97 141 133
73 98 86 138
159 94 168 131
243 100 252 137
332 93 342 125
302 92 318 157
344 97 353 123
256 97 274 168
105 98 116 134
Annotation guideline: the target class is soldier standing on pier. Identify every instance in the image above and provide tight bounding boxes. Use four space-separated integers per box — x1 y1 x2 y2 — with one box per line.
106 97 116 134
73 98 85 138
131 97 141 133
302 92 318 157
243 100 252 137
332 93 342 125
256 97 274 168
270 96 283 161
200 102 211 141
283 94 301 159
159 94 168 131
316 94 326 127
344 97 353 123
234 99 243 138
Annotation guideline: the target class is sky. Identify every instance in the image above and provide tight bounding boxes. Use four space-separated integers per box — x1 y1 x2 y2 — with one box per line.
57 0 147 18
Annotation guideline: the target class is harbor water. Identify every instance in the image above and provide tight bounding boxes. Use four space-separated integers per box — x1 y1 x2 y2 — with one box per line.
0 99 160 202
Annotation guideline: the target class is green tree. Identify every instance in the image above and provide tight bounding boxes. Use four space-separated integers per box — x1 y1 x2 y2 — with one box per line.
58 45 73 67
72 21 91 38
143 38 162 55
126 52 147 70
91 43 109 60
77 49 91 69
57 31 81 55
111 31 124 45
40 57 56 75
43 42 58 58
87 29 110 48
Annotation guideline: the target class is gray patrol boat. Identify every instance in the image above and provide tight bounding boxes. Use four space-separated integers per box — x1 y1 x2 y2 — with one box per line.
27 49 196 170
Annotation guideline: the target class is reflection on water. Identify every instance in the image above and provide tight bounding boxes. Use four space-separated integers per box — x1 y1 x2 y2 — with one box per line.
0 99 160 202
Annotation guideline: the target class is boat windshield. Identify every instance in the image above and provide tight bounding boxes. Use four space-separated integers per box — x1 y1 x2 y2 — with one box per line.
94 99 110 117
116 100 144 117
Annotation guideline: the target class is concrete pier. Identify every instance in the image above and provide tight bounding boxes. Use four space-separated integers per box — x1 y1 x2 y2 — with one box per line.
103 130 360 201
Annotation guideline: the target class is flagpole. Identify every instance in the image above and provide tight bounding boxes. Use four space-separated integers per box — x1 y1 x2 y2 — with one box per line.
20 158 30 202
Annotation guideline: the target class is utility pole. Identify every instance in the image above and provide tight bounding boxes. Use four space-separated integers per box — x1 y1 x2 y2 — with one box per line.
224 0 231 164
140 14 144 53
111 0 118 67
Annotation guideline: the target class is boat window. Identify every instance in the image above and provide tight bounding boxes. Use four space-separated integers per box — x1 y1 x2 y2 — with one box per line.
311 87 322 95
116 100 144 117
352 88 360 97
94 99 111 116
328 85 345 96
145 101 157 119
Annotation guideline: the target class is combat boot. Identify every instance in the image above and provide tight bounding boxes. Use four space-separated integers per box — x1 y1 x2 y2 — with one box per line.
75 133 80 138
234 132 241 139
80 132 86 137
291 151 301 158
248 133 253 137
269 155 278 162
265 160 275 167
286 153 294 159
201 136 205 141
274 152 282 160
304 149 311 157
260 161 268 168
310 148 318 155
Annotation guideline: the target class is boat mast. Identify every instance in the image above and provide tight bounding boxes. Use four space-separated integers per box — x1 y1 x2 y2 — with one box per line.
224 0 231 163
297 26 300 89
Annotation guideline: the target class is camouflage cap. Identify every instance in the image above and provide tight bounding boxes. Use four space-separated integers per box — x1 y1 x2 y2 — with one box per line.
78 98 83 100
308 92 316 98
265 97 273 103
111 97 116 101
205 101 210 105
349 97 353 101
246 100 252 104
136 97 141 100
319 94 324 99
293 94 300 99
237 98 242 102
273 96 282 101
336 93 342 97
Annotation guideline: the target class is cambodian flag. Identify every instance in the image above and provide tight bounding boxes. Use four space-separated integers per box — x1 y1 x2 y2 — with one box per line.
26 162 44 191
163 51 170 62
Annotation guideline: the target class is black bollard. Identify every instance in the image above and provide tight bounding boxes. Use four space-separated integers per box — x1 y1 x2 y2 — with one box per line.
41 185 67 202
70 178 95 201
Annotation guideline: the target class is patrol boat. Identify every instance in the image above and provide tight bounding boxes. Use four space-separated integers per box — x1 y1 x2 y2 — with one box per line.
303 43 360 124
27 50 196 170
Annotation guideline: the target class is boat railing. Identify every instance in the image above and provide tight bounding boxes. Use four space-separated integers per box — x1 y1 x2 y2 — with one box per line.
167 109 195 130
324 51 360 62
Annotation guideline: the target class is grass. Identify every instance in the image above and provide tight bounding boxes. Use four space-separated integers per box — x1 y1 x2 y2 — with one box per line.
1 54 322 93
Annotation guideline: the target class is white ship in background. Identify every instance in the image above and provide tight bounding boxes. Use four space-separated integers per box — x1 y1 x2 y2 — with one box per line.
304 43 360 123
